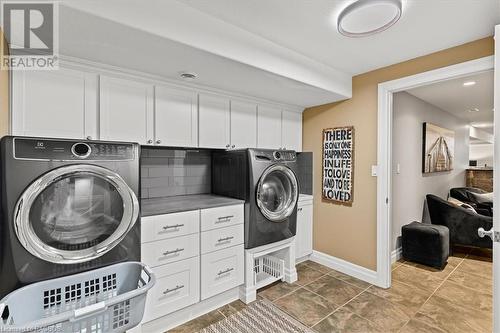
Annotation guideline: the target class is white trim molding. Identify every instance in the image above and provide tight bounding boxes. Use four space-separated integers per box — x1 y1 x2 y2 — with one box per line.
376 55 494 289
310 251 379 285
391 247 402 264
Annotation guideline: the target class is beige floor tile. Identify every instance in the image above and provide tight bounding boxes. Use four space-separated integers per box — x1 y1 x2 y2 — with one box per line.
434 280 492 313
418 295 491 333
328 270 372 289
218 299 247 318
344 291 410 332
313 307 383 333
167 310 225 333
305 275 364 307
399 314 447 333
258 281 299 301
457 256 492 280
366 280 430 316
295 263 325 286
447 269 492 295
402 257 460 280
392 264 443 293
273 288 337 327
302 260 332 274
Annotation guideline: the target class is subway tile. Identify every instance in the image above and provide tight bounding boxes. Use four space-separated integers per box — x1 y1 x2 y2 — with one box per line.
140 167 149 177
142 177 170 188
141 157 170 166
146 149 176 158
147 166 173 177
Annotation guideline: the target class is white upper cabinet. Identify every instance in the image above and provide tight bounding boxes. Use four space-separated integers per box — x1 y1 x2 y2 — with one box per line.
155 86 198 147
230 100 257 149
199 93 230 149
12 68 98 140
257 105 282 149
282 110 303 152
99 76 154 145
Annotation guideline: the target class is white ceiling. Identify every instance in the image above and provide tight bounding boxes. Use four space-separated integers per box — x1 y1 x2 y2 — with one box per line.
177 0 500 75
407 70 494 133
57 6 344 108
60 0 500 107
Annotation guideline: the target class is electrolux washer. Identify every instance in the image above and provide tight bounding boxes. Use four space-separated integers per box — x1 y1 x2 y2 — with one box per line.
0 136 141 298
212 148 299 249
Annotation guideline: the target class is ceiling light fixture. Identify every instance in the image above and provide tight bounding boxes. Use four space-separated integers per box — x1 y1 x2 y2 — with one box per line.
463 81 476 87
337 0 402 38
467 108 480 113
180 72 197 80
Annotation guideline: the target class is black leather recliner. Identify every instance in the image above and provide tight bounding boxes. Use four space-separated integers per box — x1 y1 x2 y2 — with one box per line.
449 187 492 216
426 194 492 249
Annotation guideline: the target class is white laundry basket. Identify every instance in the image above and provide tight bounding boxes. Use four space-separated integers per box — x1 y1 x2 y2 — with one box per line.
0 261 155 333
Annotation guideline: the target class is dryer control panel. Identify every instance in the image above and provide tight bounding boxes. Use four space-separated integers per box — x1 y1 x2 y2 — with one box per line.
13 137 136 161
252 149 296 162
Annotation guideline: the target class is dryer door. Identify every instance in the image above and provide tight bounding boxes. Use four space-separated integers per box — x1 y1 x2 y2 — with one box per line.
256 164 299 222
14 164 139 264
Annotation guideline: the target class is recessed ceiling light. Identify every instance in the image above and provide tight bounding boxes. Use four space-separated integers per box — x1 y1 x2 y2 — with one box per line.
467 108 480 113
180 72 197 80
463 81 476 87
337 0 402 38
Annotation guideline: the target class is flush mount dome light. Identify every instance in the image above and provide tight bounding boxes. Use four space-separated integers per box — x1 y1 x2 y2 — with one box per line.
337 0 402 37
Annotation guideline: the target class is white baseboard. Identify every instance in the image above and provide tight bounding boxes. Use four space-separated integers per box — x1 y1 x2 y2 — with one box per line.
391 247 402 264
310 251 379 285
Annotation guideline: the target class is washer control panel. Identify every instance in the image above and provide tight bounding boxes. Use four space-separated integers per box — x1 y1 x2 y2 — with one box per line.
14 138 136 161
253 149 296 162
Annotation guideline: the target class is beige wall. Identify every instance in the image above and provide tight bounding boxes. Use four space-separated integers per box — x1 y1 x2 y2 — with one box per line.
0 30 9 137
303 37 494 270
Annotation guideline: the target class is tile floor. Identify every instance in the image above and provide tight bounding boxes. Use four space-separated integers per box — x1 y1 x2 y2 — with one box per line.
168 246 492 333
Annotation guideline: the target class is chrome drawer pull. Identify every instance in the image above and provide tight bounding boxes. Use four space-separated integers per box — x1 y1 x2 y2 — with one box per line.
162 224 185 230
162 248 184 256
163 284 185 294
217 267 234 276
216 215 234 223
217 236 234 243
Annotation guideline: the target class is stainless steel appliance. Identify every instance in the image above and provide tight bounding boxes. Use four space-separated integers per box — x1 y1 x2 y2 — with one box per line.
0 136 141 298
212 149 299 248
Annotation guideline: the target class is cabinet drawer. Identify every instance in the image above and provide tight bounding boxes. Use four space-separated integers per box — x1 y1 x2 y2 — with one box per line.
142 233 199 267
200 204 244 231
141 210 199 243
201 245 244 300
143 257 200 322
201 224 244 254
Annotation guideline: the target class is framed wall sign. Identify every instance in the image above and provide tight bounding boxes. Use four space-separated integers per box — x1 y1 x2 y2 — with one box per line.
322 126 354 206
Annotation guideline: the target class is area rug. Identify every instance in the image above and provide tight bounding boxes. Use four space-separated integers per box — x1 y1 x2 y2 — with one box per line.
198 299 316 333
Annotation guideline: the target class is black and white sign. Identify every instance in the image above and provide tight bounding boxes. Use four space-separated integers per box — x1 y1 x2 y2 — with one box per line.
322 127 354 206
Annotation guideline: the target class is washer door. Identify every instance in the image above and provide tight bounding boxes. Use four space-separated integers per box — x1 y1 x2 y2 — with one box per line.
256 164 298 222
14 164 139 264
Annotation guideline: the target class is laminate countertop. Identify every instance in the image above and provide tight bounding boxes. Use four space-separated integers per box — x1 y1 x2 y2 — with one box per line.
141 194 244 217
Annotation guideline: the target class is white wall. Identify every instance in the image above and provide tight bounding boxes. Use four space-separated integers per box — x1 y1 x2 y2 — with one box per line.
392 92 469 251
470 143 493 167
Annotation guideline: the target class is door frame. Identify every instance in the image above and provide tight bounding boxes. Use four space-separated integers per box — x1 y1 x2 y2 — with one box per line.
376 55 494 289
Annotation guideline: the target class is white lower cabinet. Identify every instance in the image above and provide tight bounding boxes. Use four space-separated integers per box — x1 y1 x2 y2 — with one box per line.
142 233 199 268
295 196 313 260
142 204 245 323
201 244 244 300
143 256 200 322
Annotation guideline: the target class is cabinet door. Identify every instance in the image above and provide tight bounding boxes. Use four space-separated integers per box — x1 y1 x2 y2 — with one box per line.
99 76 153 144
12 68 98 139
282 110 302 152
155 86 198 147
257 105 282 149
199 93 230 149
143 257 200 322
296 203 313 259
230 100 257 149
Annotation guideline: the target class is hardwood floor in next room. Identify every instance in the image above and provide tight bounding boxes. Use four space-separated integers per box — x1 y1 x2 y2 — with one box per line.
168 246 492 333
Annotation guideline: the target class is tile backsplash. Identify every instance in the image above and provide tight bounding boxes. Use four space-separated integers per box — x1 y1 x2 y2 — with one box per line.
141 147 211 199
297 152 313 195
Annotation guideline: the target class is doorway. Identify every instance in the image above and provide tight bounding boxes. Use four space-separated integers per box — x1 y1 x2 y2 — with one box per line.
376 55 496 331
